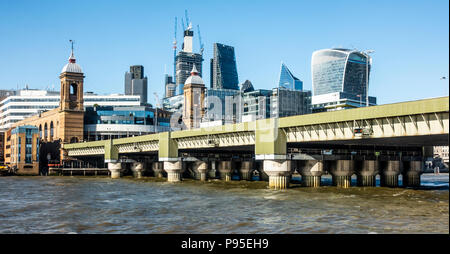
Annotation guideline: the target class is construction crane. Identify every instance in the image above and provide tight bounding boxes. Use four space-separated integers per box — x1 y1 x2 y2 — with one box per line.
181 17 185 32
173 17 177 81
185 10 190 29
197 24 204 55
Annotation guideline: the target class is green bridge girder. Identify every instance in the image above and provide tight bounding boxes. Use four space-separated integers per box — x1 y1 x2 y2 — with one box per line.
63 96 449 162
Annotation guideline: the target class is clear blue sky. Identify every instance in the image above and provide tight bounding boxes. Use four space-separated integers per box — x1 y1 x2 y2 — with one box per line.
0 0 448 106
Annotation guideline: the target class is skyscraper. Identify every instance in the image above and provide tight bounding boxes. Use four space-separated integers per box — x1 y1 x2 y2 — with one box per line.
164 74 176 98
176 25 203 94
312 48 370 97
311 48 376 112
278 63 303 91
125 65 148 105
210 43 239 90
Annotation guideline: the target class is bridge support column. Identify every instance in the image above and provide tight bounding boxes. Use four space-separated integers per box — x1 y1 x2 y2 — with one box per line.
218 161 232 181
403 161 422 187
193 160 209 181
108 162 122 179
258 162 269 181
300 160 324 187
152 162 164 178
239 161 253 181
380 161 401 187
264 160 291 190
330 160 354 188
356 160 379 187
131 162 144 178
164 160 182 182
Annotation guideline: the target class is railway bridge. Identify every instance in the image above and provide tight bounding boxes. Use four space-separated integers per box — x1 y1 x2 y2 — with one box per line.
63 97 449 189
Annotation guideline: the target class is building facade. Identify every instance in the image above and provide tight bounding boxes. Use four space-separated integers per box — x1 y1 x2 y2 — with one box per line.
271 88 311 118
210 43 239 90
175 25 203 95
240 89 272 123
164 74 177 98
279 63 303 91
0 90 141 132
183 66 206 129
125 65 148 105
311 48 376 111
9 125 40 175
84 106 171 141
203 88 241 125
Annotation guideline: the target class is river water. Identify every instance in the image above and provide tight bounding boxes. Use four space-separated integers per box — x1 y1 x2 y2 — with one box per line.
0 174 448 234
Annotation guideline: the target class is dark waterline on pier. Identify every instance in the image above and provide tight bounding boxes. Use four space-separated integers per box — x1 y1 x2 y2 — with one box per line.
0 174 448 233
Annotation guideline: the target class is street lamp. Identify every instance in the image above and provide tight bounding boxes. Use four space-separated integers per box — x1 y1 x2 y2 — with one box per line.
363 50 375 107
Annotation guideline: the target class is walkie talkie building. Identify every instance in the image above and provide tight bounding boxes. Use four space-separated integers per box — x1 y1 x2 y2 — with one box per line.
311 48 376 112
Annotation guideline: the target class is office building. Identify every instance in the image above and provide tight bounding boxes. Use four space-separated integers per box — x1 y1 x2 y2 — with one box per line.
202 88 241 126
84 105 171 141
175 25 203 95
164 74 177 98
279 63 303 91
271 88 311 118
210 43 239 90
0 90 141 131
311 48 376 112
125 65 148 104
240 89 272 123
8 125 40 175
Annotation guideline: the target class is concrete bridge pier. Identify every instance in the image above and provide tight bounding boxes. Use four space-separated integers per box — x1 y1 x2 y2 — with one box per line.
356 160 379 187
403 161 423 187
218 161 232 181
299 160 324 187
193 160 209 181
258 162 269 181
164 160 182 182
380 161 401 187
330 160 354 188
152 162 164 178
208 161 217 178
264 160 291 190
131 162 144 178
239 161 253 181
108 162 122 179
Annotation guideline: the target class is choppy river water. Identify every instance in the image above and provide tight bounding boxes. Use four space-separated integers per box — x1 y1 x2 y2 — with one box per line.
0 174 448 233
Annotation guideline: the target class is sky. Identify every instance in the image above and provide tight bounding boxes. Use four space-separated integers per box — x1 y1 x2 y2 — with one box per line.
0 0 448 106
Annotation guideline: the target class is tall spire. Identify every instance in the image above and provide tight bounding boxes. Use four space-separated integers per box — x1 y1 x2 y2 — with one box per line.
69 40 76 63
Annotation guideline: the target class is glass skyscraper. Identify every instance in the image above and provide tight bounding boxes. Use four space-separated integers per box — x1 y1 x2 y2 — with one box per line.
311 48 376 112
210 43 239 90
278 63 303 91
311 48 370 97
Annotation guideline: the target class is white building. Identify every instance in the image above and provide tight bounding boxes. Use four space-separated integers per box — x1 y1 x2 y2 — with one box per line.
0 89 141 131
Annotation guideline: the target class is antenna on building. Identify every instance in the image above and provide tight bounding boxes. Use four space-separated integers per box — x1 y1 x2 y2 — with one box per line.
197 24 204 55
